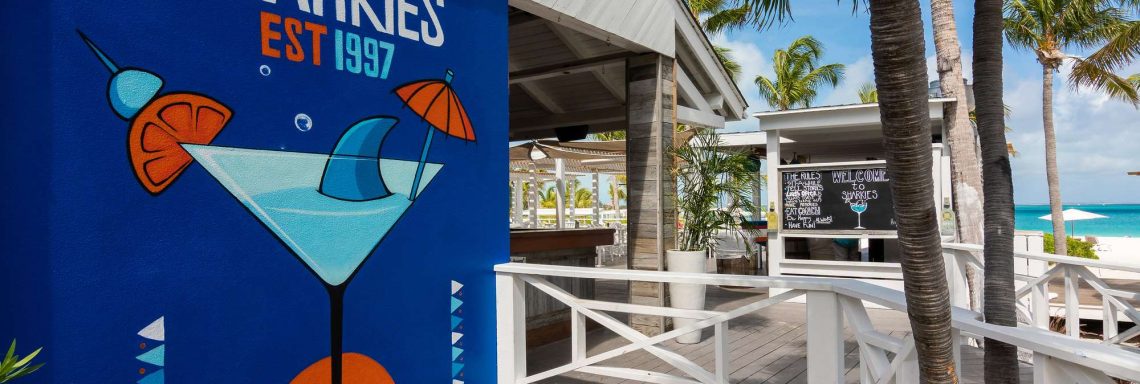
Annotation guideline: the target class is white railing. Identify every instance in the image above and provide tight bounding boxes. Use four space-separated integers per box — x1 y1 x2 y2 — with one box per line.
942 243 1140 346
495 263 1140 384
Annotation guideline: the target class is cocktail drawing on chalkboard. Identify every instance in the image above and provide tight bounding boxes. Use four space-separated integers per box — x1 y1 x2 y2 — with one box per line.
82 31 474 384
849 201 868 229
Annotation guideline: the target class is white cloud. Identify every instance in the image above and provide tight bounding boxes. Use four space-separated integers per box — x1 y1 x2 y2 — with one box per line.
1004 60 1140 204
822 55 874 106
711 35 770 132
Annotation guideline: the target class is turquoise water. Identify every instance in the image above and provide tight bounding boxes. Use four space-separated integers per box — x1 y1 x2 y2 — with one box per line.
185 145 440 286
1015 204 1140 237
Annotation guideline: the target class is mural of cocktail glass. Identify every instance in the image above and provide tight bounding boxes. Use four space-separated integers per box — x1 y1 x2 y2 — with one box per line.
81 32 472 384
184 118 440 383
850 202 868 229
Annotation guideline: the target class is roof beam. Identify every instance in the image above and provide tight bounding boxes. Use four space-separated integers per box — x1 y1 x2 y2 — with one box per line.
509 58 565 114
670 0 746 119
677 105 725 128
676 66 712 113
511 106 625 132
509 53 632 85
546 21 627 102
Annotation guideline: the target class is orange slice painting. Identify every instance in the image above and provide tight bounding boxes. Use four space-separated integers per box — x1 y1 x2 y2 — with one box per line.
290 353 395 384
128 93 231 194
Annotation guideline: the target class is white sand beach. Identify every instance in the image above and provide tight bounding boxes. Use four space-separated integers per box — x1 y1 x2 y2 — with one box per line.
1088 236 1140 279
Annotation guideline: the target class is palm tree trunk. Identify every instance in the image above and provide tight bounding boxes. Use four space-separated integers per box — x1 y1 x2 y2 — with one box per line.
930 0 987 316
1042 67 1068 255
869 0 958 382
974 0 1019 379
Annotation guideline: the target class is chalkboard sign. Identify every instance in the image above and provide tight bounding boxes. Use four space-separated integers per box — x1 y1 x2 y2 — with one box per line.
781 167 897 232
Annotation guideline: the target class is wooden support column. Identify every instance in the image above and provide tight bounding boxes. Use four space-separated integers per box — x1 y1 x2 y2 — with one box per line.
625 53 676 336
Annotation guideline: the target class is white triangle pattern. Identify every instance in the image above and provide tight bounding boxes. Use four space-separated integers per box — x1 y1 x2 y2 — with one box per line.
138 316 165 341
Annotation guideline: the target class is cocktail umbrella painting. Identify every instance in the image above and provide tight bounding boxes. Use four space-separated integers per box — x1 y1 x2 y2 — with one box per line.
394 69 475 200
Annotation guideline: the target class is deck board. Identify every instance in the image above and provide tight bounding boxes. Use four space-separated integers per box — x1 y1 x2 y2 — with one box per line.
527 278 1034 383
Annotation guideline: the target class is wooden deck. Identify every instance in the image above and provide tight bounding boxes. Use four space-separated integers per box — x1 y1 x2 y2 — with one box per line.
526 278 1034 383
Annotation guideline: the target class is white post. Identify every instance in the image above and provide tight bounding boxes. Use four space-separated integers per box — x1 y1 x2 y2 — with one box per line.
512 179 524 225
806 291 842 384
591 173 601 226
568 176 577 228
528 162 539 228
944 249 970 309
571 308 586 362
1103 301 1118 341
555 159 566 229
1065 266 1079 337
715 322 729 383
1031 276 1050 329
765 130 784 279
496 272 526 383
1032 354 1050 384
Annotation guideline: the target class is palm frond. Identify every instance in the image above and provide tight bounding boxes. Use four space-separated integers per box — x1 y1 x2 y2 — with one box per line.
703 4 752 34
858 82 878 103
754 75 781 110
740 0 794 31
1080 20 1140 71
714 45 743 81
1069 56 1140 105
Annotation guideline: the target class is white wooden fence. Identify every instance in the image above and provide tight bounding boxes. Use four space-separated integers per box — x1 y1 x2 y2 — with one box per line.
496 260 1140 383
942 242 1140 380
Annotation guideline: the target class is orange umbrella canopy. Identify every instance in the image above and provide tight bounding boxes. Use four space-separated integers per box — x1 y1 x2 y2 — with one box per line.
394 70 475 141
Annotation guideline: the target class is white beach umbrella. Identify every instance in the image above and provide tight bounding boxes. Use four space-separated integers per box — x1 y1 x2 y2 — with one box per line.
1038 208 1108 236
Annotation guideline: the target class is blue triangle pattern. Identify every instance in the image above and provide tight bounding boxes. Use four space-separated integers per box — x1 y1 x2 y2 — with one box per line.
452 346 464 361
451 315 463 330
136 344 165 367
450 297 463 313
451 362 464 378
137 369 165 384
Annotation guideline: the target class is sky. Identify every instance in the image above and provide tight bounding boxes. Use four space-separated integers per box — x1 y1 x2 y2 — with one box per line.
711 0 1140 205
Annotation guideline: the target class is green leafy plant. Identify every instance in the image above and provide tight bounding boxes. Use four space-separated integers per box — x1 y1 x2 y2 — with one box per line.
671 128 759 253
1043 234 1099 260
1 340 43 383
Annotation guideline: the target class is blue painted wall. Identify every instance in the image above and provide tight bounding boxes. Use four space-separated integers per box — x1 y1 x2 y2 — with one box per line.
2 1 507 382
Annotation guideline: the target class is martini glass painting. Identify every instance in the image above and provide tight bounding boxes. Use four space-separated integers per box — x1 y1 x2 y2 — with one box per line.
81 32 470 384
184 132 441 384
850 202 868 229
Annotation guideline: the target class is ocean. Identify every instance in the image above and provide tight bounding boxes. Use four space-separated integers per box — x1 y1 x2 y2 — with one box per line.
1015 204 1140 237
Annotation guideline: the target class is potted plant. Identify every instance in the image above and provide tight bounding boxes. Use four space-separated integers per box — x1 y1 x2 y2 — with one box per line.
1 339 43 383
668 128 759 343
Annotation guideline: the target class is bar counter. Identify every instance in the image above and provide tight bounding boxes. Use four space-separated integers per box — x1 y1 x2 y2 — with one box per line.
510 228 614 346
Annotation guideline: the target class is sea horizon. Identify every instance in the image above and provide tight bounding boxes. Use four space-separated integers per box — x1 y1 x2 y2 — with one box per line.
1014 203 1140 238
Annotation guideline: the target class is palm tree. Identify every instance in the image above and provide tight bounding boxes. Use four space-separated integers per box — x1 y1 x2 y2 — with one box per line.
686 1 749 81
976 0 1020 378
574 188 593 208
590 131 626 141
969 106 1019 157
858 82 879 103
931 0 986 262
715 46 743 80
609 176 627 217
754 36 846 110
736 1 957 380
1004 0 1140 255
538 186 559 209
867 0 959 381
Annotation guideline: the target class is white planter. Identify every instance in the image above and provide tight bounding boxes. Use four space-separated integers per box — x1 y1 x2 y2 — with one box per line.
666 249 708 344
